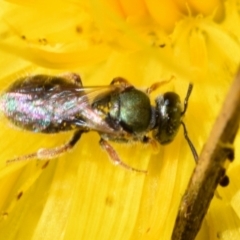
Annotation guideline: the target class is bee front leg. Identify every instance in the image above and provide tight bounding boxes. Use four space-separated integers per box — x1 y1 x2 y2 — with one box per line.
110 77 132 88
99 138 147 174
6 130 85 164
58 72 83 86
146 76 174 95
142 136 159 153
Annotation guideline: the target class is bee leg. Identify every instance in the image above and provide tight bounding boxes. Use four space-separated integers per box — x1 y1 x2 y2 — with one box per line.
58 72 82 86
99 138 147 174
146 76 174 94
110 77 132 88
142 136 159 153
6 130 85 164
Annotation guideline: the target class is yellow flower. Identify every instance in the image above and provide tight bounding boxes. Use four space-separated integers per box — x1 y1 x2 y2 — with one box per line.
0 1 239 240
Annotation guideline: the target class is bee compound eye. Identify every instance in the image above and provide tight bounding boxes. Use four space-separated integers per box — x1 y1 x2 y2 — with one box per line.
154 92 182 145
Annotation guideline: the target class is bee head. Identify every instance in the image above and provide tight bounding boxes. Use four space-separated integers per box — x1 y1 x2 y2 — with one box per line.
153 92 182 145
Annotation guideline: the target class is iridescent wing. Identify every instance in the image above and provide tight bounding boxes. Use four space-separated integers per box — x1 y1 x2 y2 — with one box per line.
0 75 125 133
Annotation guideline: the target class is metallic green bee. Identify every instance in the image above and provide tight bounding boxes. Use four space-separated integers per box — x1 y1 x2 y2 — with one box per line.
0 73 197 172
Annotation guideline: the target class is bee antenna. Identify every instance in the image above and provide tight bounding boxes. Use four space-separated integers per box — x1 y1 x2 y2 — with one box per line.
181 121 199 162
181 83 193 116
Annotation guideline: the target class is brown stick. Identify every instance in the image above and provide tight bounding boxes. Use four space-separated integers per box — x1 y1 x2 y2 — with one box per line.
171 68 240 240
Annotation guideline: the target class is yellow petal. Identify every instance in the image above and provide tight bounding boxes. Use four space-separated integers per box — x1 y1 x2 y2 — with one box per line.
0 1 240 240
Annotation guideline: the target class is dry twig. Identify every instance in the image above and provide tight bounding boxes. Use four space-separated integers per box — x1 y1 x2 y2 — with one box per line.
171 69 240 240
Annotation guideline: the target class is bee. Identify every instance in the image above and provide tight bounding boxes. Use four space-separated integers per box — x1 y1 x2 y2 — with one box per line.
0 73 198 172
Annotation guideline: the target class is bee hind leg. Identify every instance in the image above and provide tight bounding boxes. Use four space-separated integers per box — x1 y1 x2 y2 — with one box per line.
6 130 85 164
99 138 147 174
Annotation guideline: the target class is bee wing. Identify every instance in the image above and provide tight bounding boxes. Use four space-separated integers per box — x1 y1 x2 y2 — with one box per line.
75 84 122 103
44 84 123 133
49 84 122 106
73 85 122 129
1 81 124 133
